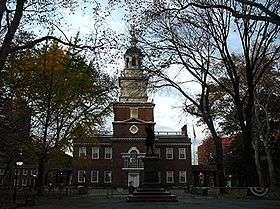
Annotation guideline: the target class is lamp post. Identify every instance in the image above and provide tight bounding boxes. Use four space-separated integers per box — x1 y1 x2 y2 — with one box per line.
13 156 23 203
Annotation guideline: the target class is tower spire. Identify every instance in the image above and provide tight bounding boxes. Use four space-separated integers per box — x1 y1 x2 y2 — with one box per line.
130 30 137 47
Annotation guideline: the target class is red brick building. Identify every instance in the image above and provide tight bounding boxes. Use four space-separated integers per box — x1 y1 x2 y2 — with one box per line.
73 33 193 189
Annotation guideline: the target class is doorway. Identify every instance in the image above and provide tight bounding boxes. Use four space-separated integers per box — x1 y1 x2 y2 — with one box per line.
128 173 140 188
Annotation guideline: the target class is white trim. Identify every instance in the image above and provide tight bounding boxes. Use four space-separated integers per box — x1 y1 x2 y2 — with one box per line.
178 148 186 159
179 171 187 183
22 169 28 175
104 171 112 183
166 171 174 183
155 148 161 159
79 147 87 157
127 147 140 154
122 167 144 171
166 148 173 160
78 170 86 183
91 170 99 183
104 147 112 159
92 147 99 159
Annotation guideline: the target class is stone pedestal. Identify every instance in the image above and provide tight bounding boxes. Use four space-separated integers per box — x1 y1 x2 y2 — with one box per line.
127 155 177 202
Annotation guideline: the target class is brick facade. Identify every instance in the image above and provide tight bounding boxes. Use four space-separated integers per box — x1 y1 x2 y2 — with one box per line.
72 33 193 189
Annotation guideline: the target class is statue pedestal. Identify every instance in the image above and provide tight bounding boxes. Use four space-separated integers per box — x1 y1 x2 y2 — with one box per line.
127 155 177 202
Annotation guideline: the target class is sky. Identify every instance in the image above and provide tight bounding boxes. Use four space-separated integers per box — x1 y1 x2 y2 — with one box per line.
59 0 209 162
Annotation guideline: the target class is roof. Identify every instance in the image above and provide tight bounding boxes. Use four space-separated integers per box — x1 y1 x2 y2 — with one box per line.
124 47 143 56
74 134 190 144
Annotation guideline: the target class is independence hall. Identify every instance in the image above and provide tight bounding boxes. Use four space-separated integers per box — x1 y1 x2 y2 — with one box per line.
73 33 193 188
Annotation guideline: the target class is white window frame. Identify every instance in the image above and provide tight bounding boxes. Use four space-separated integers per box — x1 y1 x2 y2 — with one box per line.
166 148 173 159
78 170 86 183
104 171 112 183
92 147 99 159
91 170 99 183
166 171 174 183
130 107 138 119
79 147 87 157
155 148 161 159
179 171 187 183
31 169 37 176
15 169 20 175
22 169 28 175
104 147 112 159
178 148 186 159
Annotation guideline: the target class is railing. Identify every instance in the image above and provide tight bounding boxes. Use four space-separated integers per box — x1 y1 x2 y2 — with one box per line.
155 131 183 135
123 157 144 169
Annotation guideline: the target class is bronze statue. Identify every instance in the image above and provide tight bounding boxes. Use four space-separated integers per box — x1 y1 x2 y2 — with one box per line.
145 125 155 155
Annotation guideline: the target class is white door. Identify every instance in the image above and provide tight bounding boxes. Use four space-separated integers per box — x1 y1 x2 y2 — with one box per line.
128 173 140 188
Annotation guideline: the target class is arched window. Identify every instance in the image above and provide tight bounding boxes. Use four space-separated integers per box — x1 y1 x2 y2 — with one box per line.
132 56 136 66
130 150 138 168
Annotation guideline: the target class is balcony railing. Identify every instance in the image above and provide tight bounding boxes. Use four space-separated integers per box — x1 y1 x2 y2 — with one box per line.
155 131 183 135
123 157 144 169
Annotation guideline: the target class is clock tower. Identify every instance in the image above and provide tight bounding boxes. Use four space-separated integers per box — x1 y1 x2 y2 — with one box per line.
113 31 155 138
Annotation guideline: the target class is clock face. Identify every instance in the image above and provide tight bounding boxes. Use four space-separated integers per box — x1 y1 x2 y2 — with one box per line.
129 125 139 134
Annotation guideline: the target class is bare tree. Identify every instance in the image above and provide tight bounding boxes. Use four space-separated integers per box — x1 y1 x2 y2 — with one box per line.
124 0 280 186
153 0 280 25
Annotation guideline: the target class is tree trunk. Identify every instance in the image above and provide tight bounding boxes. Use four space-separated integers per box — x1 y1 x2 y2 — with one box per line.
252 139 264 186
264 144 277 189
37 155 47 195
203 114 225 192
0 0 25 72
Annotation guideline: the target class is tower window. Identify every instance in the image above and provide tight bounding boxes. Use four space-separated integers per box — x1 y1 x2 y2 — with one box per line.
132 56 136 66
126 58 129 67
130 108 138 118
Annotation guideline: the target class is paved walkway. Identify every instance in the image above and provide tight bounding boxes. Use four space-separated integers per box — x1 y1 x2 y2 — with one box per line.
21 195 280 209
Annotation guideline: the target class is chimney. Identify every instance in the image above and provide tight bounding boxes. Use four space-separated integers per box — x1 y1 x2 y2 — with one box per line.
181 125 188 137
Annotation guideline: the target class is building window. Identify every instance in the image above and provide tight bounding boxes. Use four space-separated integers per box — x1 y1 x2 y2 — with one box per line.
22 178 27 186
15 169 20 175
31 169 37 176
178 148 186 159
104 171 112 183
0 178 3 185
179 171 187 183
166 148 173 159
78 170 86 183
155 148 161 159
22 169 28 175
91 170 99 183
92 147 99 159
79 147 87 157
130 108 138 118
105 147 112 159
166 171 174 183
